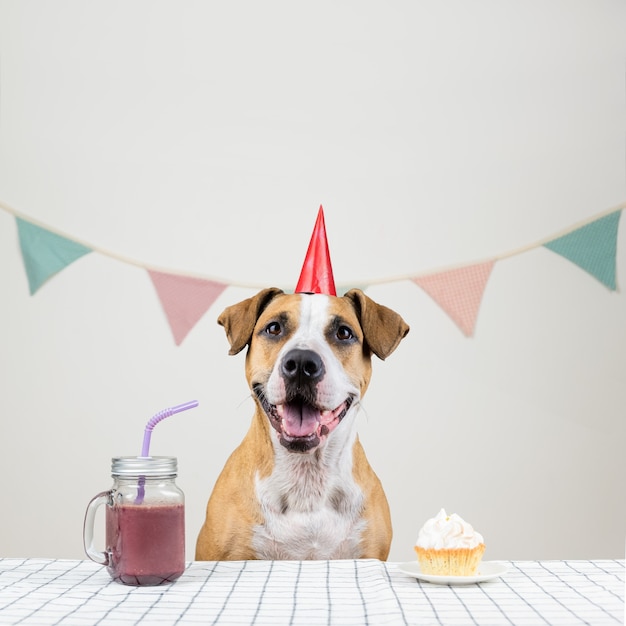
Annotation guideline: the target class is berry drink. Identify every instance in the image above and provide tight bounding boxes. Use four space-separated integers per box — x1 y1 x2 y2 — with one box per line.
106 502 185 585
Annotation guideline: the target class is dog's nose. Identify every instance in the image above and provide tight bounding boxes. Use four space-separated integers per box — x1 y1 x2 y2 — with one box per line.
281 349 325 384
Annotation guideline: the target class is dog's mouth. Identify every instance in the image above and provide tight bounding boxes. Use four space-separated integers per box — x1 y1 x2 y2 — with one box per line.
253 384 353 453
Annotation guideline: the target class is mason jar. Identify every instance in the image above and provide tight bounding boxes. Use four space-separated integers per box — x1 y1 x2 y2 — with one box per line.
84 456 185 586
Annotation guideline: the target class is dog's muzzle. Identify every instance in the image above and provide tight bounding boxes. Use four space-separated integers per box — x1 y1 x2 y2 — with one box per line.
254 348 354 453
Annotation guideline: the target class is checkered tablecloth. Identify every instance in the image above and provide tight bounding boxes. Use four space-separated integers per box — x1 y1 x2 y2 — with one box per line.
0 558 623 625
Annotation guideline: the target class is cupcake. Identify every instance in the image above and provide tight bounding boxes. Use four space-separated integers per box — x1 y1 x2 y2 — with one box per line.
414 508 485 576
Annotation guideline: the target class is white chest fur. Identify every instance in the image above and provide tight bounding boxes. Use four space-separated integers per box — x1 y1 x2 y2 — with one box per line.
251 422 366 560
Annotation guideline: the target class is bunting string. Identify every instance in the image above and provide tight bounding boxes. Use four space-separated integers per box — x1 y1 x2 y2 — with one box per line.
2 199 625 343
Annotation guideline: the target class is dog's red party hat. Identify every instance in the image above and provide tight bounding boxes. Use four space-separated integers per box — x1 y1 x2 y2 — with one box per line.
295 206 337 296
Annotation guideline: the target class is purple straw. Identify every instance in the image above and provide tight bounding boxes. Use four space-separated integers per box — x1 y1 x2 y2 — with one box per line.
135 400 198 505
141 400 199 457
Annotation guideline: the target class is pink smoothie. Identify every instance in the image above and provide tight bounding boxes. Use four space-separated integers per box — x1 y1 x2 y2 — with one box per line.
106 503 185 586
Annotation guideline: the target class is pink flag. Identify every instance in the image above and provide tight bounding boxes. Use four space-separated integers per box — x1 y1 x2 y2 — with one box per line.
413 261 495 337
148 270 227 345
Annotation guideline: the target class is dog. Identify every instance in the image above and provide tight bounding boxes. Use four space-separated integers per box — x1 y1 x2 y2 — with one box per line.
195 287 409 560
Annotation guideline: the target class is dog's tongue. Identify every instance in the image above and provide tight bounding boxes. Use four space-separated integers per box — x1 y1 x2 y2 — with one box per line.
278 402 321 437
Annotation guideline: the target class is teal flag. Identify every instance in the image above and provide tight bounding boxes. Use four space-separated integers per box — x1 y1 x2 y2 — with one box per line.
16 218 93 294
543 211 621 290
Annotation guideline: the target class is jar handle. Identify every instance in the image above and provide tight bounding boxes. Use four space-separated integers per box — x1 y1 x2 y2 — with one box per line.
83 491 111 566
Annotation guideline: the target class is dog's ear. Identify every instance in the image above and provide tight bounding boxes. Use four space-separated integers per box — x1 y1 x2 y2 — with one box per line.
217 288 284 355
343 289 409 360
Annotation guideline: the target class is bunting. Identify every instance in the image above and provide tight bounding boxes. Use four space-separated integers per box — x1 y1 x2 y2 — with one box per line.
16 218 92 295
543 211 621 290
148 271 227 345
412 261 495 337
2 200 624 343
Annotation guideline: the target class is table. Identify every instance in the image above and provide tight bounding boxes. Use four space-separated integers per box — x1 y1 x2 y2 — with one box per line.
0 558 623 625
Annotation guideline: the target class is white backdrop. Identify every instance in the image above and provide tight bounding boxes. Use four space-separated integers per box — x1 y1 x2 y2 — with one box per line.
0 1 624 563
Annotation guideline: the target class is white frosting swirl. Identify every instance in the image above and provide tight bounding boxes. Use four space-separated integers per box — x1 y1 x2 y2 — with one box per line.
416 508 484 549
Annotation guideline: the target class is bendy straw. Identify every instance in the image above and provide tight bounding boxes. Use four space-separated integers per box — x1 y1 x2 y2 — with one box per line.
135 400 198 504
140 400 199 457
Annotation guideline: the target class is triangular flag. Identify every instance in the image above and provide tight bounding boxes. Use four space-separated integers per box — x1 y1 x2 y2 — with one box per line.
543 211 621 290
16 218 92 294
413 261 495 337
148 270 227 345
295 206 337 295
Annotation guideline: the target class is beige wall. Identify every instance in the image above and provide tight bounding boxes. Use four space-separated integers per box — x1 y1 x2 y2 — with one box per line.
0 1 624 563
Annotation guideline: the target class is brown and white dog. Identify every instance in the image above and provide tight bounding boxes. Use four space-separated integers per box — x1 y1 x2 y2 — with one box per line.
195 288 409 560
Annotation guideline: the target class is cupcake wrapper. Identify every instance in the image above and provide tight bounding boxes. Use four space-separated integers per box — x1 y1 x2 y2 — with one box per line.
414 544 486 576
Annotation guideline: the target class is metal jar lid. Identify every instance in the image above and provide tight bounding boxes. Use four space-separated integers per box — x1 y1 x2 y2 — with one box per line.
110 456 177 477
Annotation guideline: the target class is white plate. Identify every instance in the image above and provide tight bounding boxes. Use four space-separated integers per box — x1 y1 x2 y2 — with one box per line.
397 561 509 585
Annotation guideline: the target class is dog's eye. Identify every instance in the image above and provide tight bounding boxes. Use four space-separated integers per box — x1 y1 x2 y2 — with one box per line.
336 325 354 341
265 322 282 336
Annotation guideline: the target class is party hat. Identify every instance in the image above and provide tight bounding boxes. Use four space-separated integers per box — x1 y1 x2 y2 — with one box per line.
295 206 337 295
